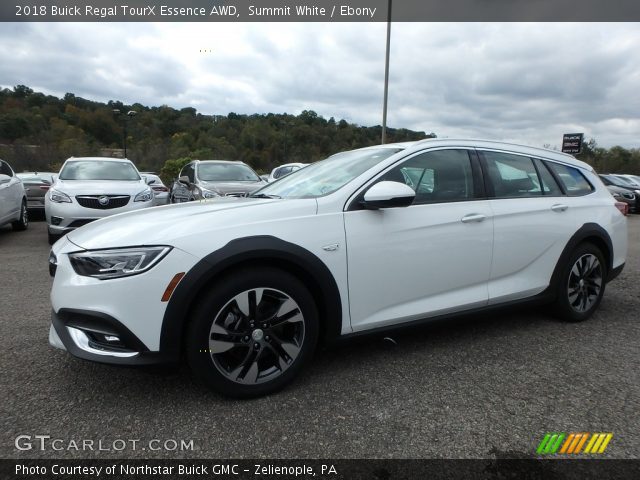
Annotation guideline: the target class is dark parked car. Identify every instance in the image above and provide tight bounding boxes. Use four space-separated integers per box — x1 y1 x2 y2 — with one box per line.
170 160 266 203
599 174 640 213
606 184 637 213
17 172 57 212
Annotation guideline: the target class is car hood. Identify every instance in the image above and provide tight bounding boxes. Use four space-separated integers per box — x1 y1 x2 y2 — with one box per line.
66 196 318 250
53 179 148 196
201 180 266 195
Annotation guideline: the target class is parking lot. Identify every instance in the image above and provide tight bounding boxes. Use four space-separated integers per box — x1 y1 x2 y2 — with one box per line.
1 216 638 459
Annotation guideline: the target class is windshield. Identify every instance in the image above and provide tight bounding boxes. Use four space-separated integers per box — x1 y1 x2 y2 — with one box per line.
605 175 632 188
253 147 403 199
59 161 140 181
613 175 638 187
198 163 260 182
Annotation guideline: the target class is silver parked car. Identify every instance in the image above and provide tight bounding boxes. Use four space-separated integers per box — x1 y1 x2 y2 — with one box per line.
17 172 57 213
267 162 308 182
170 160 266 202
0 159 28 231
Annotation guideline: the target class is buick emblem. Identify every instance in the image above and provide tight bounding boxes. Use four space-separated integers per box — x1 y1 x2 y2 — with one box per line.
97 196 110 206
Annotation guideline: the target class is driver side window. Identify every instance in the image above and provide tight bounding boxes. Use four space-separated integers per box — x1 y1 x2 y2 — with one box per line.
379 149 474 205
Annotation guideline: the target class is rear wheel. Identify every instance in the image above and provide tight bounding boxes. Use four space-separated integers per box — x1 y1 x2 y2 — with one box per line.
552 243 606 322
186 267 319 398
11 200 28 231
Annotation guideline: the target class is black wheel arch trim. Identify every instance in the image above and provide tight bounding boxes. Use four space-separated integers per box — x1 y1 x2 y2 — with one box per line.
546 223 616 294
160 235 343 359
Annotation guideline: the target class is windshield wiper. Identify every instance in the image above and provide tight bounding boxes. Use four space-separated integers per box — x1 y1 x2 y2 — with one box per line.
249 193 282 199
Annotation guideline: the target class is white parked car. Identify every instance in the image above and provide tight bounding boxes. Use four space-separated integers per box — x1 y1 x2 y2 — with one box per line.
48 139 627 397
0 159 28 231
141 173 170 206
267 162 308 182
45 157 154 244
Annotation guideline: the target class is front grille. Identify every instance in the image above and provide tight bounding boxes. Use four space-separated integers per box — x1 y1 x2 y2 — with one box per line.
68 219 96 228
75 195 130 209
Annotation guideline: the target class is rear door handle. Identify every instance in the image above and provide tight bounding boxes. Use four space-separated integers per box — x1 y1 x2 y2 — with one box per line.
461 213 487 223
551 204 569 212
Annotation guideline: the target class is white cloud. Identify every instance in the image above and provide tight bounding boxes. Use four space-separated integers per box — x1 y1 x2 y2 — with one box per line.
1 22 639 148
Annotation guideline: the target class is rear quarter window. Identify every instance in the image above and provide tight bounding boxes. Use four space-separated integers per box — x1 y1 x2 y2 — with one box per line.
546 162 594 196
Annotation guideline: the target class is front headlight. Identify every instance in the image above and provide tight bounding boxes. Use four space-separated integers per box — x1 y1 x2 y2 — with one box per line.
199 187 219 199
134 187 153 202
68 246 171 280
49 189 71 203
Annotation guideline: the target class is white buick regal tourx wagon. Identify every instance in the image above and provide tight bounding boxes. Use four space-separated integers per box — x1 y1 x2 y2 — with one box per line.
48 140 627 397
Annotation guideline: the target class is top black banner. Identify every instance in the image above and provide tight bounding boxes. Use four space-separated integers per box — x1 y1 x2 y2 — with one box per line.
3 0 640 22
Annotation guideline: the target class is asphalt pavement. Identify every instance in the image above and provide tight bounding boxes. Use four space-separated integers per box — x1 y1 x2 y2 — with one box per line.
1 216 638 459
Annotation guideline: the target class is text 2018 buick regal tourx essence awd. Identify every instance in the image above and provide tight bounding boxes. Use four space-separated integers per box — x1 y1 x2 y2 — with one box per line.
48 139 627 397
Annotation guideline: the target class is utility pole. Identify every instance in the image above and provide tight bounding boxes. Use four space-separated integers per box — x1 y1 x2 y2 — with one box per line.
113 109 137 158
381 0 392 144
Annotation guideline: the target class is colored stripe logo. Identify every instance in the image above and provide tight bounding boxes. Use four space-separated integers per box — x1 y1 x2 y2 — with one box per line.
537 433 613 455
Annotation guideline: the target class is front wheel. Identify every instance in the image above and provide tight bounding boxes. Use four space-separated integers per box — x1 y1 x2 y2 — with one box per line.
186 267 319 398
552 243 606 322
12 201 28 231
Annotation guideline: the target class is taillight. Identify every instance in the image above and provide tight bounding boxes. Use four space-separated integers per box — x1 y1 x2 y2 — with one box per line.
152 186 168 192
614 201 628 216
40 185 50 191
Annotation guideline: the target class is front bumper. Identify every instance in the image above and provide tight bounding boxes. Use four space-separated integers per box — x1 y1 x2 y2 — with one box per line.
49 236 200 364
49 309 176 365
45 198 152 234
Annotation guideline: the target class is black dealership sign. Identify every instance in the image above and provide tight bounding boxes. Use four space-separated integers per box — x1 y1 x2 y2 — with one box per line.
562 133 583 154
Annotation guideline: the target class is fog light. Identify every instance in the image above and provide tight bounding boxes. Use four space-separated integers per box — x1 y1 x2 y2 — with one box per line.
51 216 63 226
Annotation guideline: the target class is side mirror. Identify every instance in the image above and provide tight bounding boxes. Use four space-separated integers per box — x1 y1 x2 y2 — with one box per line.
146 178 156 185
178 176 190 185
361 181 415 210
0 174 10 185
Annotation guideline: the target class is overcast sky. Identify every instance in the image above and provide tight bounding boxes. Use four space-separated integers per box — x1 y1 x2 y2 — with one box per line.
1 22 639 148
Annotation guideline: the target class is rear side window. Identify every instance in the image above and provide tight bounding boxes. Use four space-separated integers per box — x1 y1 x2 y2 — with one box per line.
481 151 543 198
547 162 594 196
532 159 563 196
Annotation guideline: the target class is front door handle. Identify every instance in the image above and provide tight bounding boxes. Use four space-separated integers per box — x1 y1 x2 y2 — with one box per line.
551 204 569 212
461 213 487 223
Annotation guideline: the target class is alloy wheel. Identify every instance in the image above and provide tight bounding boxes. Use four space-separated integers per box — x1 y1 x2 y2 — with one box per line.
22 203 28 227
208 288 305 385
567 253 602 313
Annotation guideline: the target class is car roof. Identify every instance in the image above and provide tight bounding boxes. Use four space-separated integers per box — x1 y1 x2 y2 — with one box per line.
193 160 245 165
356 138 593 171
65 157 134 163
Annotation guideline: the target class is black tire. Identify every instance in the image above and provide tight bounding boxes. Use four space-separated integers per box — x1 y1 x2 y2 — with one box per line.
11 200 28 231
186 267 319 398
552 242 607 322
47 231 60 245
